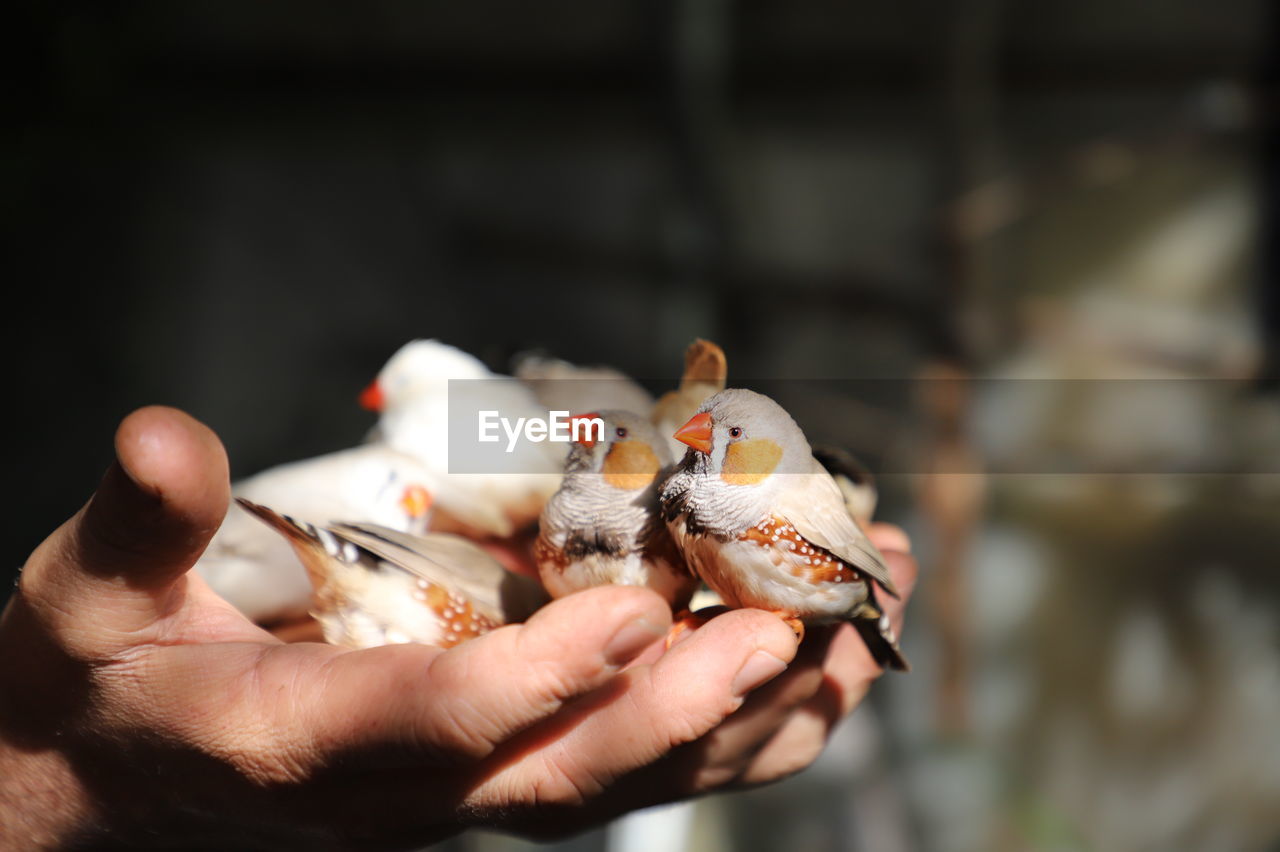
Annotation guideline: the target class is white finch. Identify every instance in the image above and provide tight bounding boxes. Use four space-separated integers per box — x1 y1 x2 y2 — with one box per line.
359 339 563 538
195 444 434 623
660 388 908 670
236 498 547 649
535 411 695 609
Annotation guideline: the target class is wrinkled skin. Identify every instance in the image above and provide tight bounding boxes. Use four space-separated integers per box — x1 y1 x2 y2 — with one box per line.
0 406 917 850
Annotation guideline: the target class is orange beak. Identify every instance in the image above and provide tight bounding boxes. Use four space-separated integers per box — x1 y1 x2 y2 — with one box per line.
673 411 713 454
399 484 433 519
359 380 385 412
569 412 602 447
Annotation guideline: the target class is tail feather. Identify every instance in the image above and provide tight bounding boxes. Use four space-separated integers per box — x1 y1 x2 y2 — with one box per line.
851 615 910 672
233 497 349 593
849 589 910 672
234 497 311 544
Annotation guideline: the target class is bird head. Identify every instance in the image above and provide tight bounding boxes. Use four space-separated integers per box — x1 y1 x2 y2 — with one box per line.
566 409 672 489
359 339 493 413
673 388 811 486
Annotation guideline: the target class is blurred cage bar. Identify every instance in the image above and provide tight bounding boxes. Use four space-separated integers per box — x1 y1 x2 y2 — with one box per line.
7 2 1279 851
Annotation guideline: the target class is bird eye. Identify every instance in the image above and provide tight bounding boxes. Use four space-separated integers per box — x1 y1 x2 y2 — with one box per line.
615 426 628 439
728 426 743 439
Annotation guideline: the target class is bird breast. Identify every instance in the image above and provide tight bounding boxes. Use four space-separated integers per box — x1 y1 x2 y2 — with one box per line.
671 514 869 623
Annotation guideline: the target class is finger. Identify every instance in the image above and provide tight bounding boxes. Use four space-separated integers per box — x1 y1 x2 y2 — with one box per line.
729 550 921 788
19 406 230 642
878 550 918 635
735 701 836 787
866 522 911 554
281 586 672 767
463 608 799 814
716 618 885 789
656 625 838 792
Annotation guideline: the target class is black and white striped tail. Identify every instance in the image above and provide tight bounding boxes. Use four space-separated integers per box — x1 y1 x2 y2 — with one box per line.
235 498 357 561
850 597 910 672
234 498 368 590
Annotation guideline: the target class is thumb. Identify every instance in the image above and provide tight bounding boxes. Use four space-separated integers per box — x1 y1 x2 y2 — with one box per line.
19 406 230 643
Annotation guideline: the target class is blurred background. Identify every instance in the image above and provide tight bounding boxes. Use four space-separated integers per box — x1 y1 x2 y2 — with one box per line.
6 2 1279 850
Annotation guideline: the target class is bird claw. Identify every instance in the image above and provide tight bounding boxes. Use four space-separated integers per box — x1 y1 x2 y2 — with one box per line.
665 609 712 649
770 612 805 642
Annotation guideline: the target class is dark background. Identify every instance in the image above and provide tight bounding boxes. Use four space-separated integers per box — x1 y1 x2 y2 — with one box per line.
6 3 1278 851
6 2 1273 561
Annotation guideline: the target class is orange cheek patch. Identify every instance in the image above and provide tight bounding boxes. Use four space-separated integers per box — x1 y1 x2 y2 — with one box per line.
603 441 661 490
720 439 782 486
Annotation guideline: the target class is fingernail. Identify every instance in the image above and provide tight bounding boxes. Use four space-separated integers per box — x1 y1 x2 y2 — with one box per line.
604 618 665 666
732 649 789 697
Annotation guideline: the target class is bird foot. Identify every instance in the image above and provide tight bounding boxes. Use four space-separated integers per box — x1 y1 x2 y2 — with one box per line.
665 609 711 649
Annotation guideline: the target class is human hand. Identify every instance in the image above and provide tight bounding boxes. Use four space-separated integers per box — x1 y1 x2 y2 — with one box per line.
0 406 915 849
597 521 917 809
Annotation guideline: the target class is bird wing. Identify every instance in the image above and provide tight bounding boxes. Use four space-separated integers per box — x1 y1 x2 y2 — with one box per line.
773 463 899 598
329 523 549 622
811 444 878 524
